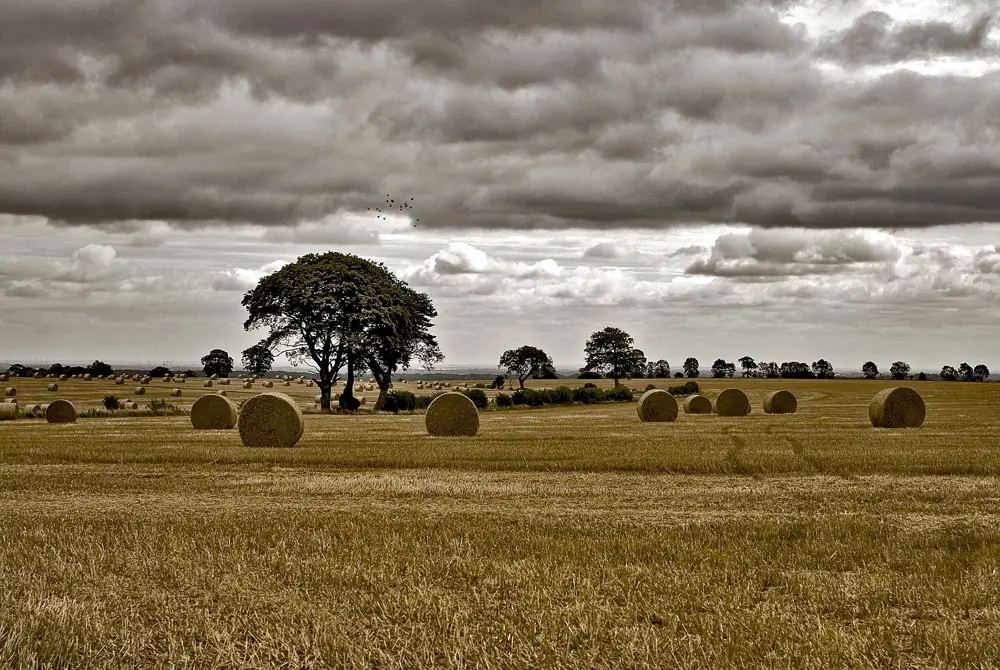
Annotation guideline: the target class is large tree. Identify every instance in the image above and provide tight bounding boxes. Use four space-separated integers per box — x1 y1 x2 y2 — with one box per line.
738 356 757 378
940 365 958 381
711 358 732 378
201 349 234 378
889 361 910 381
812 359 834 379
581 327 646 387
959 362 975 382
646 359 670 378
241 342 274 377
974 364 990 382
87 360 115 377
498 346 555 390
683 357 700 378
862 361 879 379
242 252 439 411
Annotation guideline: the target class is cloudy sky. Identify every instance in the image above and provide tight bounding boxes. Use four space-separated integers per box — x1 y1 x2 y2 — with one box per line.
3 0 1000 372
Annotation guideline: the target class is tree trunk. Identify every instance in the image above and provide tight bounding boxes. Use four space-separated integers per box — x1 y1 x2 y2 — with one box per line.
519 376 527 389
319 378 332 411
340 356 355 409
374 374 390 411
614 377 620 387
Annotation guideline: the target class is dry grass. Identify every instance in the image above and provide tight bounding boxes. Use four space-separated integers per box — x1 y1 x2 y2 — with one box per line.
1 378 1000 667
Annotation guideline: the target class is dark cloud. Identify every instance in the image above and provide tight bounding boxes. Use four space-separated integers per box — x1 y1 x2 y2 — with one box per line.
0 0 998 231
817 11 994 64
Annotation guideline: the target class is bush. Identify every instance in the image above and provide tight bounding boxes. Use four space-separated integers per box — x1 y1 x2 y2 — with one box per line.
382 394 399 413
552 386 574 404
667 381 700 396
573 386 605 404
645 383 657 391
473 382 487 389
674 372 684 378
583 382 598 389
918 372 927 381
462 388 488 409
388 390 416 411
605 386 634 402
103 395 119 410
415 393 441 410
578 371 602 379
342 395 361 411
495 392 513 407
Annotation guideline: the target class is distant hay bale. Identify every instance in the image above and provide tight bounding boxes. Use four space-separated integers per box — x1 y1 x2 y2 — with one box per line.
24 404 43 418
636 389 679 422
135 387 146 395
360 396 367 405
0 373 7 382
248 378 256 383
714 388 751 416
83 374 92 381
763 390 797 414
869 387 926 428
210 374 218 380
283 381 291 386
683 395 713 414
314 394 323 404
121 401 138 410
218 390 228 397
354 385 364 393
45 400 76 424
219 379 230 385
60 374 69 382
297 379 304 385
425 392 479 437
238 392 304 448
203 380 213 388
177 377 186 383
47 383 58 392
242 382 253 389
141 377 151 384
115 377 124 385
33 372 43 379
3 388 15 397
0 404 17 421
263 381 274 388
191 393 239 430
171 389 182 397
306 381 314 387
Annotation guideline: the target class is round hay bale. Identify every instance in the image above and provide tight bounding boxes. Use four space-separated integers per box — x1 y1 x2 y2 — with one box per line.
263 381 274 388
425 392 479 437
115 377 124 385
683 395 713 414
306 381 314 387
314 394 323 404
636 389 679 422
714 388 751 416
47 383 58 392
83 374 92 381
242 382 253 390
121 401 138 410
360 396 367 405
60 375 69 381
3 387 15 397
248 377 256 383
191 393 239 430
869 387 925 428
171 389 182 397
45 400 76 424
0 373 7 382
238 392 304 448
177 377 186 384
24 404 43 418
763 390 797 414
210 374 218 380
135 387 146 395
203 380 213 388
283 381 291 386
33 372 43 379
0 404 17 421
220 379 230 386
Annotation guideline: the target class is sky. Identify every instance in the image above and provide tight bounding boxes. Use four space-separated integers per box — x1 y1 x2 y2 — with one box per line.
2 0 1000 372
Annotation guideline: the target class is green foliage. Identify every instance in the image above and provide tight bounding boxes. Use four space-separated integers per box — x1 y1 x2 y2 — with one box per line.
495 392 513 407
201 349 234 378
461 388 489 409
577 371 602 379
918 372 928 381
88 361 115 378
711 359 735 378
583 382 598 389
388 390 416 412
683 357 700 378
890 361 910 381
103 395 119 410
862 361 879 380
498 345 555 388
382 394 398 413
668 381 700 396
645 359 671 378
738 356 757 377
491 375 506 389
241 342 274 377
149 366 172 378
581 327 646 385
645 383 657 391
941 365 958 381
812 359 835 379
572 387 605 404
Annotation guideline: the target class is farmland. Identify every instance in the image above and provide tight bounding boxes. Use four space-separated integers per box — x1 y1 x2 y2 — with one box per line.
1 377 999 668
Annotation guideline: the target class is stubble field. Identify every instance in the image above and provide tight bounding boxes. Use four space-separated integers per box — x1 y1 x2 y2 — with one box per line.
1 377 999 668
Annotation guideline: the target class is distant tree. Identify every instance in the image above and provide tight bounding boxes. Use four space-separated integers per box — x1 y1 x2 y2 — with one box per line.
47 363 65 376
6 364 35 377
683 357 700 378
581 327 646 387
538 362 559 379
242 342 274 378
183 370 198 378
759 361 780 379
578 370 603 380
491 375 506 390
149 366 172 378
862 361 879 380
918 372 927 381
889 361 910 381
959 362 975 382
711 359 731 378
780 362 814 379
201 349 234 378
738 356 757 378
674 371 684 378
940 365 958 381
499 346 555 390
974 364 990 382
646 359 670 378
812 359 834 379
726 362 736 378
86 360 115 377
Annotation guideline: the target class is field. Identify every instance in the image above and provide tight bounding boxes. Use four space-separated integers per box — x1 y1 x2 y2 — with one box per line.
1 377 999 668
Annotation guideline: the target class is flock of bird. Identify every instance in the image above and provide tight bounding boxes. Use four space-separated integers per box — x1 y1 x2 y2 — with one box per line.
368 195 419 226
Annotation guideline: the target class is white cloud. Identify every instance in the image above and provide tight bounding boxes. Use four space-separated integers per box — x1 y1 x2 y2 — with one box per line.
211 260 287 292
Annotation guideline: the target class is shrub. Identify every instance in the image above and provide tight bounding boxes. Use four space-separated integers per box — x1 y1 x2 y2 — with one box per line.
668 380 700 396
583 382 598 389
474 382 487 389
674 372 684 378
382 394 399 413
573 386 605 404
605 385 634 402
511 389 526 406
342 395 361 411
103 395 119 410
389 390 416 411
415 393 440 410
552 386 574 404
462 388 488 409
645 383 657 391
491 375 506 389
148 398 172 415
578 371 603 379
495 392 513 407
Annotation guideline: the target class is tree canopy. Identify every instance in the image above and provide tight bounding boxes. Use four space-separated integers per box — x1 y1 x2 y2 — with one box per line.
683 357 700 378
581 327 645 387
201 349 234 377
241 342 274 377
862 361 879 379
889 361 910 380
498 346 555 389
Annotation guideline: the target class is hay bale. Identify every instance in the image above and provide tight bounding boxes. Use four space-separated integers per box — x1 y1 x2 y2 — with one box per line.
60 374 69 382
763 390 797 414
425 392 479 437
242 382 253 389
33 372 43 379
191 393 239 430
177 377 186 383
24 404 43 418
121 401 138 410
870 387 926 428
360 396 367 405
45 400 76 424
306 381 314 387
210 374 218 380
683 395 713 414
171 389 182 397
636 389 679 422
283 381 291 386
0 404 17 421
238 392 304 448
135 387 146 395
220 379 230 385
115 377 124 385
46 383 58 392
203 380 213 388
263 381 274 388
83 374 92 381
314 394 323 404
3 387 15 397
0 373 7 382
714 388 751 416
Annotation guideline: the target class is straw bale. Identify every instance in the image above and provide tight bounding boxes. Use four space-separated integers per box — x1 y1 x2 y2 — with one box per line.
763 390 797 414
171 389 182 397
47 383 58 392
220 379 230 385
683 395 713 414
238 392 304 448
636 389 679 422
24 404 43 418
3 387 15 397
115 377 124 385
283 381 291 386
0 373 7 382
263 381 274 388
869 387 925 428
45 399 76 424
203 380 213 387
135 387 146 395
425 392 479 437
191 393 239 430
314 395 323 404
714 388 751 416
306 381 314 387
210 374 218 380
0 404 17 420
